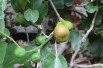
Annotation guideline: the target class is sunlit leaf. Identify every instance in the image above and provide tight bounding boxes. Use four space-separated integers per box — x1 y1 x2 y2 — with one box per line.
0 0 7 32
85 3 98 13
24 9 39 24
70 30 89 52
0 42 7 66
43 54 67 68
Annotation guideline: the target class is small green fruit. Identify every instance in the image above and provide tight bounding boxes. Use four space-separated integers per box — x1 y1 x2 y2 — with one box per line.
61 18 74 30
15 13 29 26
35 35 46 45
15 47 26 57
31 53 41 62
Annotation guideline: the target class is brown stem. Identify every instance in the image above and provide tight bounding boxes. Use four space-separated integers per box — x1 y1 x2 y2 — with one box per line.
48 0 61 22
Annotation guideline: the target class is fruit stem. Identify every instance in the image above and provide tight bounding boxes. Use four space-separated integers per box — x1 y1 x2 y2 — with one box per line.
49 31 54 37
55 41 58 56
41 31 49 38
24 28 30 43
0 32 20 48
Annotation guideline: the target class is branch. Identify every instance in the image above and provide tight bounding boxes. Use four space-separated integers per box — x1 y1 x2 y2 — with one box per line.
35 32 53 50
74 64 103 68
69 9 98 68
0 32 20 48
24 28 30 43
27 32 53 52
48 0 61 22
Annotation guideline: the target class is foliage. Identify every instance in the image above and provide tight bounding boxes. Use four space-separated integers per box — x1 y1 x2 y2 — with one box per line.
0 0 103 68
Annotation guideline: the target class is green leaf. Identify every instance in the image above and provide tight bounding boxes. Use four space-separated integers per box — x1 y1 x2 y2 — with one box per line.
43 54 67 68
70 31 89 52
95 9 103 26
65 0 74 7
0 12 4 19
0 19 5 32
30 0 42 9
85 3 98 13
36 2 48 24
52 0 64 9
82 14 93 31
2 44 34 67
41 42 51 60
16 13 30 26
0 0 7 32
80 39 89 52
0 0 7 11
94 24 103 34
11 0 21 12
24 9 39 24
82 9 102 30
0 42 7 66
17 0 28 10
4 28 10 36
88 36 103 57
0 28 10 39
89 38 101 56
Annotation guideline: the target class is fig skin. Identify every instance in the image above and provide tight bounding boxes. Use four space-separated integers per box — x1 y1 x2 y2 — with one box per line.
54 22 70 42
61 18 74 30
31 53 41 62
35 35 46 46
14 47 26 57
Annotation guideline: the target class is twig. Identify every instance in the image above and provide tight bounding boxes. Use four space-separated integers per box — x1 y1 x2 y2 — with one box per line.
74 64 103 68
32 24 41 34
24 28 30 43
69 9 98 68
0 32 20 48
26 32 53 52
55 41 58 56
48 0 61 22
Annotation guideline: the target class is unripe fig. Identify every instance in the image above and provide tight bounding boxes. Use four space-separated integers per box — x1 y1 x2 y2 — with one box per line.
31 53 41 62
35 35 47 46
15 47 26 57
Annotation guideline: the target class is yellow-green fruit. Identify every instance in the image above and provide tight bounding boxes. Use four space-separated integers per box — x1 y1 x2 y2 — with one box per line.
15 13 29 26
54 22 70 42
61 18 74 30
